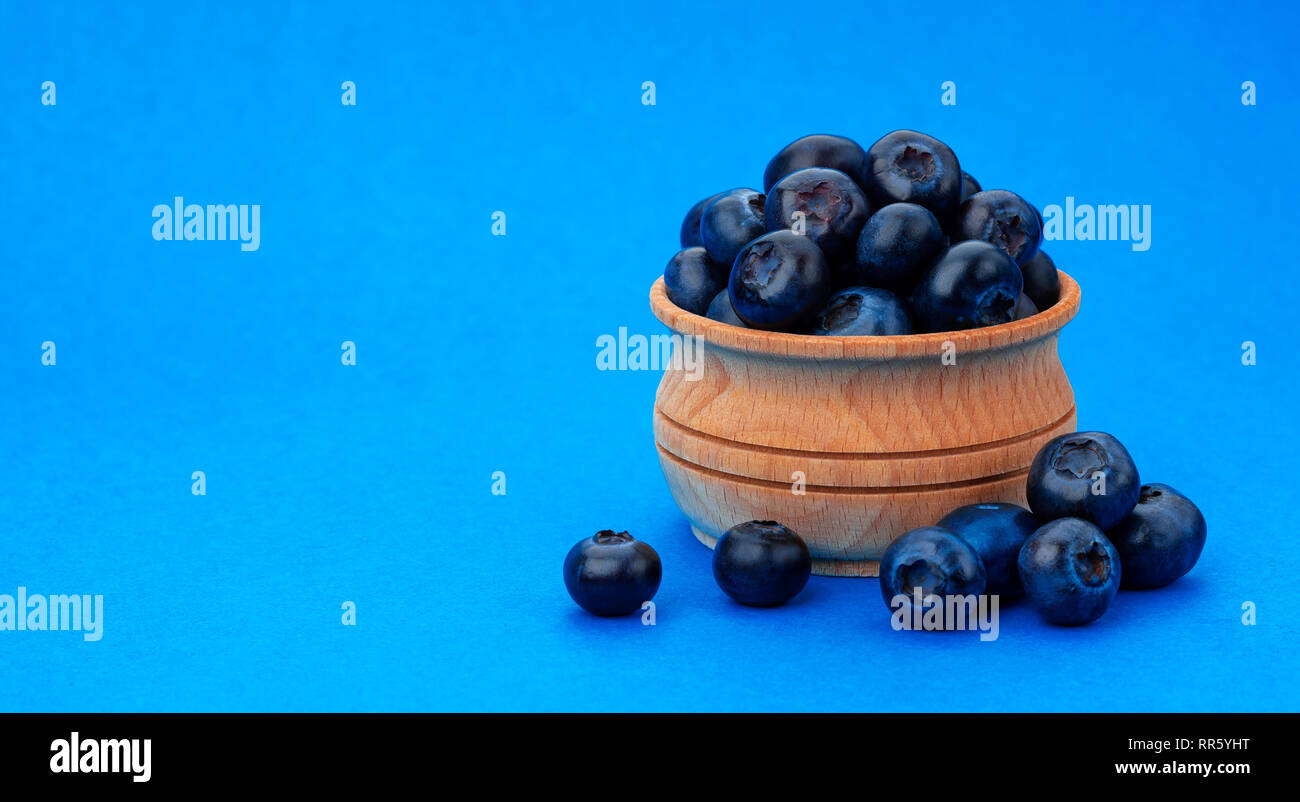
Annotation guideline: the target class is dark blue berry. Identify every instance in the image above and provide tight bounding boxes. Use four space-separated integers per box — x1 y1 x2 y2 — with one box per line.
1018 518 1121 625
712 521 811 607
879 526 986 626
700 188 766 269
728 230 831 331
938 503 1038 597
862 130 963 222
764 167 870 271
912 241 1023 332
705 288 747 327
763 134 866 193
952 190 1042 265
563 530 662 616
1027 431 1141 531
1020 249 1061 311
680 192 725 249
853 202 946 289
664 246 727 315
1108 483 1207 589
960 171 981 203
810 287 911 336
1014 293 1038 320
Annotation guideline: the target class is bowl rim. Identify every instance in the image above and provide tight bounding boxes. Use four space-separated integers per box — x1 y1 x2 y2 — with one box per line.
650 269 1080 359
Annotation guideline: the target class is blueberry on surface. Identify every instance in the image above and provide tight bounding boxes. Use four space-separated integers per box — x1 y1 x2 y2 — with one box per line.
705 288 747 327
853 202 946 289
712 521 812 607
1020 249 1061 311
680 192 725 249
912 241 1023 332
810 286 911 336
1014 293 1039 320
879 526 986 626
1018 517 1121 625
765 167 871 269
952 190 1042 265
563 530 662 616
1107 484 1207 589
862 130 963 222
762 134 867 194
938 503 1038 597
700 188 767 269
664 246 727 315
1027 431 1141 531
729 230 832 331
960 171 982 203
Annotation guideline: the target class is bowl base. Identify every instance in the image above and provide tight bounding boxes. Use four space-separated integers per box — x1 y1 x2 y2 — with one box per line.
691 525 881 578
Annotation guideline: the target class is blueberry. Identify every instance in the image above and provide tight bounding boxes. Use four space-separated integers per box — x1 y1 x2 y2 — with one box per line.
952 190 1042 265
1020 249 1061 311
853 202 946 289
765 167 871 270
664 246 727 315
729 229 832 331
762 134 866 194
1018 517 1121 625
879 526 986 625
1014 293 1038 320
1027 431 1141 530
810 287 911 336
712 521 811 607
960 171 981 203
912 241 1023 332
700 188 766 269
705 288 747 327
938 503 1038 597
1107 483 1207 589
563 530 662 616
680 192 725 249
862 130 963 222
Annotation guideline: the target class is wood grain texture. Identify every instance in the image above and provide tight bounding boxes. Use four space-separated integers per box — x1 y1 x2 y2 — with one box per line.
649 270 1082 577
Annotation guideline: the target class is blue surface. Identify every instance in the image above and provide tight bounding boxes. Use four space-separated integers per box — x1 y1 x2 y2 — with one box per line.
2 0 1297 712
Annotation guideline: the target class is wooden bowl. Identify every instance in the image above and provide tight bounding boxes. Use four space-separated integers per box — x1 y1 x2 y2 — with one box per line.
649 271 1081 577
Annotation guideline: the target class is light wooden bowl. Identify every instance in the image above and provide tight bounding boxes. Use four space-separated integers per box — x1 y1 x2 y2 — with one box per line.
650 271 1081 577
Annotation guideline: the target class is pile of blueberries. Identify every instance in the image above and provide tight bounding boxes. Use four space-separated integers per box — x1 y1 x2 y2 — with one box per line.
664 130 1060 335
881 430 1207 626
563 431 1207 627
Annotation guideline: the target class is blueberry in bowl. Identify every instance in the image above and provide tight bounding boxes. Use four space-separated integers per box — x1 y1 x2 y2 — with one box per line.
879 526 986 626
810 286 911 336
1018 517 1121 625
680 192 725 249
664 246 727 316
1013 293 1039 320
700 188 766 269
1107 483 1207 589
705 288 747 327
853 201 947 289
764 167 871 271
762 134 867 194
1020 249 1061 311
729 229 832 331
862 129 963 223
952 189 1042 265
1026 431 1141 531
563 530 663 616
938 502 1038 597
911 241 1023 333
712 521 812 607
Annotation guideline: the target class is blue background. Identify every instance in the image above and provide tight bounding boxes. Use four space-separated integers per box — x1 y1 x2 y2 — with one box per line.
1 0 1297 712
